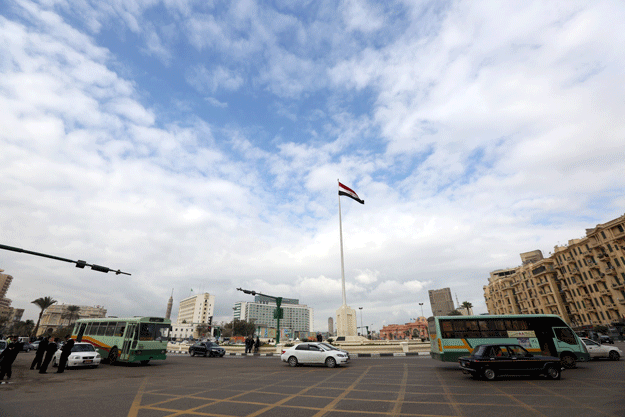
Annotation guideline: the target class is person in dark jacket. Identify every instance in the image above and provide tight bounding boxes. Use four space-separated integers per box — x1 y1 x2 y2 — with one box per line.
56 335 75 373
254 337 260 353
39 338 59 374
30 336 50 370
0 336 23 380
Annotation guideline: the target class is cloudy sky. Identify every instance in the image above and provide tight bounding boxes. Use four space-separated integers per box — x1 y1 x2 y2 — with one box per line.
1 0 624 332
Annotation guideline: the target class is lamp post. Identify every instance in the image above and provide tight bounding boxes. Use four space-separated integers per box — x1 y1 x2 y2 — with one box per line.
419 302 424 318
237 287 284 344
358 307 363 336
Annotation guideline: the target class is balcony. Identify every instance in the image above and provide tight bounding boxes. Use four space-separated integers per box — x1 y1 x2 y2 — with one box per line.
605 303 618 310
605 268 616 276
618 298 625 305
588 262 600 270
613 282 625 290
594 274 607 282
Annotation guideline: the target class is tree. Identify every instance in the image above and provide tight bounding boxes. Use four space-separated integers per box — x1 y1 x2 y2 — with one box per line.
62 305 81 327
461 301 473 315
196 323 210 338
447 310 463 316
31 296 57 337
10 320 35 337
222 319 256 337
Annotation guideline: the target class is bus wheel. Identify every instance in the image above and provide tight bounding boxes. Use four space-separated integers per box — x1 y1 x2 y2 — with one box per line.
560 354 576 369
482 368 496 381
108 347 118 365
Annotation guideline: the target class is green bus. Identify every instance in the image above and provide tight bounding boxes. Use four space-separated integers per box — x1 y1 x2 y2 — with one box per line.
71 317 171 365
428 314 590 368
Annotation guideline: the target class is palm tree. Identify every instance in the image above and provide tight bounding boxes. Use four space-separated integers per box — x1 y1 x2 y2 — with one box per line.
461 301 473 315
31 296 57 337
62 305 81 327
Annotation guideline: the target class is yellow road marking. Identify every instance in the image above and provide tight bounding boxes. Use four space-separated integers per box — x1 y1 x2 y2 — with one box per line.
127 377 148 417
389 363 408 416
310 366 371 417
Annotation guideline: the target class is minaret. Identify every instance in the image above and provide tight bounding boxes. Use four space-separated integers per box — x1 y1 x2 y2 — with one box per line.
165 289 173 319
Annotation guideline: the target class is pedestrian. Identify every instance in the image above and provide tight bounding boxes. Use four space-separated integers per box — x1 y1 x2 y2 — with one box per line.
56 335 75 373
245 336 251 354
30 336 50 370
39 338 59 374
254 336 260 353
0 336 22 381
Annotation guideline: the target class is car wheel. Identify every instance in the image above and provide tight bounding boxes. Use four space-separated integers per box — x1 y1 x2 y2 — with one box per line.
203 351 208 357
108 347 118 365
545 365 561 380
288 356 298 367
482 368 496 381
325 357 337 368
560 354 576 369
190 350 195 357
608 351 620 361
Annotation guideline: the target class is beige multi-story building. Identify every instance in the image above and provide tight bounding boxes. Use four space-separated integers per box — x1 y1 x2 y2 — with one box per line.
37 304 107 336
429 287 455 316
0 269 16 323
171 293 215 340
484 214 625 329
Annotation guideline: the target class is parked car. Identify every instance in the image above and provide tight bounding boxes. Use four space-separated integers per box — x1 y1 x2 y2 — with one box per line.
189 341 226 357
458 344 562 380
0 340 6 355
281 342 350 368
30 341 40 350
21 342 34 352
598 335 614 344
581 338 622 361
52 342 101 369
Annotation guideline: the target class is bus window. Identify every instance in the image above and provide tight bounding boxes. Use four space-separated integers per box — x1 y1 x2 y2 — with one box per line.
105 322 115 336
140 323 156 341
114 322 127 337
554 327 577 345
76 323 86 342
427 318 437 338
440 320 453 338
96 323 106 336
84 322 93 335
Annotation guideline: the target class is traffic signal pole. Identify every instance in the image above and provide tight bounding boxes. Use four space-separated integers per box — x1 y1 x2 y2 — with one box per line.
236 287 284 344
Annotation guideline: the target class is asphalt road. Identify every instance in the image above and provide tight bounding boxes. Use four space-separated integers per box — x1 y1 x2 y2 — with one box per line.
1 349 624 417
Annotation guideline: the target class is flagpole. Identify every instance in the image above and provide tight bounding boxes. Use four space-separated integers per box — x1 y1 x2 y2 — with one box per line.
338 179 347 306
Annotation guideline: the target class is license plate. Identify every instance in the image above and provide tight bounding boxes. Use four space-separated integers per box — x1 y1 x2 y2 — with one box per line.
83 360 93 363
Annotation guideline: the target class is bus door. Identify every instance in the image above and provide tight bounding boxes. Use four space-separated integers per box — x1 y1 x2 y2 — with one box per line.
536 328 557 356
76 323 87 342
121 323 137 360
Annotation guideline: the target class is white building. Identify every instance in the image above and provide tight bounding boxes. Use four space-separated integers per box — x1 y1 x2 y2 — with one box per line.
171 293 215 340
233 296 314 333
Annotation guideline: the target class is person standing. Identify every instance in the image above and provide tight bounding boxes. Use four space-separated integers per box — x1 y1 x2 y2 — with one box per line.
254 336 260 353
0 336 22 381
30 336 50 370
56 335 75 373
39 338 59 374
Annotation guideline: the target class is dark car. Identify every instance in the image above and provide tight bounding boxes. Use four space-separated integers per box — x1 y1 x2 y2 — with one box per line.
599 335 614 344
458 344 562 380
189 341 226 357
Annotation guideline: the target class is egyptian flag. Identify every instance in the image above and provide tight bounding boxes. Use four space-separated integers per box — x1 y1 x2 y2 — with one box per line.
338 182 364 204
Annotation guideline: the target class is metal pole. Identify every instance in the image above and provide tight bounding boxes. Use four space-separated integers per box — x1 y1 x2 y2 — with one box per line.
338 180 346 306
359 307 363 336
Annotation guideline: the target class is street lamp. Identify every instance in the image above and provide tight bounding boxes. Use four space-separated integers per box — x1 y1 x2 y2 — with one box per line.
359 307 363 336
237 287 284 344
419 302 424 318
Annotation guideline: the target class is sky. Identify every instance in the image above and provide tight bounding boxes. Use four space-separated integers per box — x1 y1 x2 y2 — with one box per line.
1 0 625 333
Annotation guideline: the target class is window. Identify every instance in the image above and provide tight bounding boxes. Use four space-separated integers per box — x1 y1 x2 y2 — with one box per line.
554 327 576 345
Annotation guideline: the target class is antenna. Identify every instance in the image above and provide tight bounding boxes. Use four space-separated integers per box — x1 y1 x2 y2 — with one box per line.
455 293 460 308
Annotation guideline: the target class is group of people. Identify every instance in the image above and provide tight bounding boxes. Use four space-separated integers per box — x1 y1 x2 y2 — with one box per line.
0 334 75 381
244 335 260 354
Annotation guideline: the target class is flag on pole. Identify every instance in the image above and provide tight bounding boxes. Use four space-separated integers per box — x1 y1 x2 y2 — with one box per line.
338 182 364 204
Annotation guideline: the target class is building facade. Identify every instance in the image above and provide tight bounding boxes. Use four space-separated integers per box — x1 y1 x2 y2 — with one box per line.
0 269 14 322
484 214 625 329
37 304 107 336
379 317 429 340
429 287 455 316
233 296 314 333
171 293 215 340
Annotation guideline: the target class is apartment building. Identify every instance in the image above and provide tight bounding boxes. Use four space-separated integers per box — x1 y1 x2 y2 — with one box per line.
484 214 625 328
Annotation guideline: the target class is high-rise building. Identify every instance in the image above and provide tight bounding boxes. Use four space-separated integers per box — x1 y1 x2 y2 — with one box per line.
484 214 625 329
233 296 313 333
171 292 215 340
429 287 455 316
165 290 173 320
0 269 13 309
37 304 107 336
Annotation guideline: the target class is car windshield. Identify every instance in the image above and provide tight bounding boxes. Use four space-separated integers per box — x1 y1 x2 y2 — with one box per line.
72 344 95 352
319 343 338 351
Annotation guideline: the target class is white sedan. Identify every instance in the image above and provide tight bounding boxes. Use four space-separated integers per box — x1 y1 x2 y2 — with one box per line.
53 342 102 368
281 342 349 368
581 338 622 361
